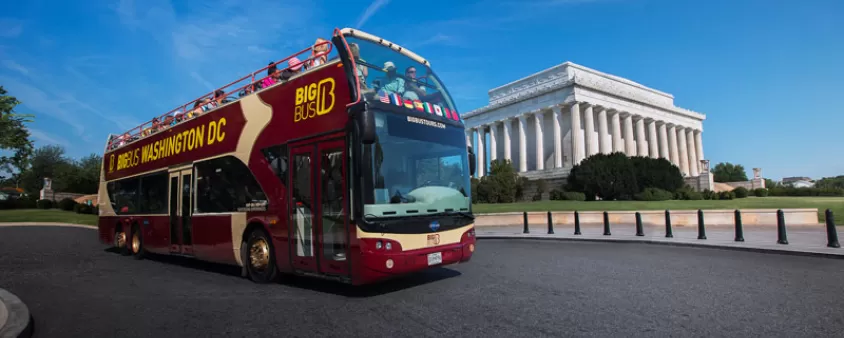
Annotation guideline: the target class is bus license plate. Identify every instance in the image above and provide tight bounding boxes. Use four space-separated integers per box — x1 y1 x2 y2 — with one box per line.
427 252 442 266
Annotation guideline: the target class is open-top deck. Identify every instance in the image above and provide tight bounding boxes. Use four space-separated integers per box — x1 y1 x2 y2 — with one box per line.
105 38 334 151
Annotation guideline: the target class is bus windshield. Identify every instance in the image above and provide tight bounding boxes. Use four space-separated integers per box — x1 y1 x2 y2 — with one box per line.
365 111 471 218
345 36 458 112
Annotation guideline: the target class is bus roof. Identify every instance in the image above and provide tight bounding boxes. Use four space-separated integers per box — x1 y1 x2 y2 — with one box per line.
104 28 432 153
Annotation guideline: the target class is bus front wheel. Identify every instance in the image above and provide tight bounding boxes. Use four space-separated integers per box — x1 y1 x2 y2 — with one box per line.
245 229 278 283
130 224 145 260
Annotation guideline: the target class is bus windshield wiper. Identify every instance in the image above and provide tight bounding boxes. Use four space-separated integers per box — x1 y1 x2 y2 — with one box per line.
432 210 474 220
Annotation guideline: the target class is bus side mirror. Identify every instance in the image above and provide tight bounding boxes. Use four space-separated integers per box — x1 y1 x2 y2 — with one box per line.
468 146 476 176
358 107 376 144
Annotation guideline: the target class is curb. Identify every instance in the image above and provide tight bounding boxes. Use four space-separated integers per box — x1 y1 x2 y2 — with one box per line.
0 222 96 229
477 235 844 260
0 288 34 338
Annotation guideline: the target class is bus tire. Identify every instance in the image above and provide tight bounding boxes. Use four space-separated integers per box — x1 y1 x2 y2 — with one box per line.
115 226 130 256
245 229 278 283
130 224 145 260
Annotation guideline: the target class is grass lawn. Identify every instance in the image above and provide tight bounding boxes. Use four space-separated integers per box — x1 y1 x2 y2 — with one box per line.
472 196 844 223
0 209 98 226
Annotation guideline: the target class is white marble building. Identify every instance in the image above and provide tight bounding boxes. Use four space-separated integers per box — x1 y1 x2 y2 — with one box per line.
463 62 707 182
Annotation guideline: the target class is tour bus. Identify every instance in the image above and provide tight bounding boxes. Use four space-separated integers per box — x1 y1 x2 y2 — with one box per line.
97 28 477 285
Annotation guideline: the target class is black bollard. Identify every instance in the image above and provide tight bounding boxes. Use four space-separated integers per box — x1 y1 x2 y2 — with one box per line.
574 211 582 235
547 211 555 234
776 209 788 245
697 209 707 240
603 211 611 236
635 212 644 236
665 210 673 238
523 211 529 234
825 209 840 248
734 209 744 242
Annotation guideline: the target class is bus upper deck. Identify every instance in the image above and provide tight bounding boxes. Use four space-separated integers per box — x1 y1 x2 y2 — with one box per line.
104 28 463 154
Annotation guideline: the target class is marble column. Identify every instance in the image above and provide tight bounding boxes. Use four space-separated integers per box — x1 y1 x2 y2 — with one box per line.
694 130 704 170
668 124 679 167
465 131 471 148
686 128 698 176
611 111 623 153
635 117 647 157
503 119 512 163
658 123 669 159
518 115 527 172
534 111 545 171
677 126 689 176
475 126 485 177
597 107 610 154
622 114 635 156
647 120 658 159
570 103 584 164
489 122 498 163
583 104 597 157
552 108 563 168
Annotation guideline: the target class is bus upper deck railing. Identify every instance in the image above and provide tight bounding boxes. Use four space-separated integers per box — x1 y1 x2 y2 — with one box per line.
106 40 334 151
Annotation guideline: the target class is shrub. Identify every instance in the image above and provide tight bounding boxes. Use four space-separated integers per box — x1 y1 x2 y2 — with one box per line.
634 187 674 201
733 187 749 198
561 191 586 201
701 189 715 200
672 186 701 200
36 199 53 209
753 188 769 197
58 198 78 211
630 156 685 193
475 160 522 203
74 203 97 214
567 152 639 201
470 177 480 203
718 191 735 200
767 186 844 197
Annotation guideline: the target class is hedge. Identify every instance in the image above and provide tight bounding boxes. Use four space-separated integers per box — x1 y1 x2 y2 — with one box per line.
58 198 78 211
36 199 53 209
733 187 749 198
634 188 674 201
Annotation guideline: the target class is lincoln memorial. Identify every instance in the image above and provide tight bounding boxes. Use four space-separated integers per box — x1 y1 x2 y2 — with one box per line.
463 62 708 186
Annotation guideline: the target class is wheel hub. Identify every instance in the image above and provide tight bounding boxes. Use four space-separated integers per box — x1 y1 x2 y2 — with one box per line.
132 232 140 253
115 232 126 248
249 238 270 271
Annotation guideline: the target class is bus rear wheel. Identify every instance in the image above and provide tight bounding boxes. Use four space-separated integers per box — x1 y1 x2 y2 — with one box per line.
130 225 145 260
245 229 278 283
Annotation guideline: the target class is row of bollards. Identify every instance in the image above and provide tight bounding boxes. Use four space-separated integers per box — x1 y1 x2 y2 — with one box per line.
521 209 841 248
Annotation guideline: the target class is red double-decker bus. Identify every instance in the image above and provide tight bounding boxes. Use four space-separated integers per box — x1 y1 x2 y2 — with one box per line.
97 28 477 285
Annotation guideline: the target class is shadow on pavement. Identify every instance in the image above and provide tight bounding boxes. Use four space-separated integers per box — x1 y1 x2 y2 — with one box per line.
103 247 462 297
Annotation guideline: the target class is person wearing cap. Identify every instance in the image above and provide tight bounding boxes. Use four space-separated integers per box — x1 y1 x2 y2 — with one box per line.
283 57 304 80
380 61 406 96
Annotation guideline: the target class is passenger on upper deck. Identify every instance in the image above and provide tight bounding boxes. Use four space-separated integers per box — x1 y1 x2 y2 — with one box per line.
402 66 426 100
308 38 329 68
380 61 405 96
349 43 368 89
214 89 230 105
262 63 281 88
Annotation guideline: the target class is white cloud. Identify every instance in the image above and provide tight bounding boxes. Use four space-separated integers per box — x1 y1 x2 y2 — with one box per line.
356 0 390 29
0 18 23 38
0 75 86 136
1 59 28 76
190 71 216 91
28 128 71 148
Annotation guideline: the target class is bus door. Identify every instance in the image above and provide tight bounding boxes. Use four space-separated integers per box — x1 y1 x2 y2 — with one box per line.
289 138 350 277
169 167 194 255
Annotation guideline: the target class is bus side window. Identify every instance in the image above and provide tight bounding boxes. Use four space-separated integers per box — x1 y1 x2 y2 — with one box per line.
262 145 288 186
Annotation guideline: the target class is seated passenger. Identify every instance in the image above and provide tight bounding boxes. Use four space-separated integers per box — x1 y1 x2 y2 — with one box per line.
287 57 304 75
349 43 368 89
308 38 329 68
403 66 426 100
201 98 215 112
380 61 405 96
214 89 230 105
261 63 280 88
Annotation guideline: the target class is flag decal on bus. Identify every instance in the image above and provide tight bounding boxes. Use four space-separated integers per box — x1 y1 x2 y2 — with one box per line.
378 92 460 122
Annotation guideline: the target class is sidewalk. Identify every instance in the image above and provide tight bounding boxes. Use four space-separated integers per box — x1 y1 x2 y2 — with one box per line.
0 288 33 338
476 223 844 258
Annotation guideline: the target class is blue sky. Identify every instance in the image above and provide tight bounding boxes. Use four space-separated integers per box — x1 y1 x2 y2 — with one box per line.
0 0 842 180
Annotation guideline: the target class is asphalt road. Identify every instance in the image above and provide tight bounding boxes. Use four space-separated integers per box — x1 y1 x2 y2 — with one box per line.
1 226 843 338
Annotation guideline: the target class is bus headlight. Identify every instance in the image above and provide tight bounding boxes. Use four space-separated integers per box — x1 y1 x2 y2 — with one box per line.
385 242 392 250
376 241 382 250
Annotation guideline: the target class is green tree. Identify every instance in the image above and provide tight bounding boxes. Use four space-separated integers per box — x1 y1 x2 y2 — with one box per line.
711 162 748 182
630 156 685 193
0 86 34 187
476 159 520 203
567 152 639 200
814 175 844 189
19 145 71 194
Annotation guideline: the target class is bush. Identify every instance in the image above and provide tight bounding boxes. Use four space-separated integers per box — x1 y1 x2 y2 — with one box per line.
767 186 844 197
630 156 685 193
718 191 735 200
74 203 97 214
701 189 716 200
673 186 702 200
58 198 78 211
36 199 53 209
634 187 674 201
561 191 586 201
475 160 522 203
733 187 748 198
753 188 769 197
567 153 639 201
